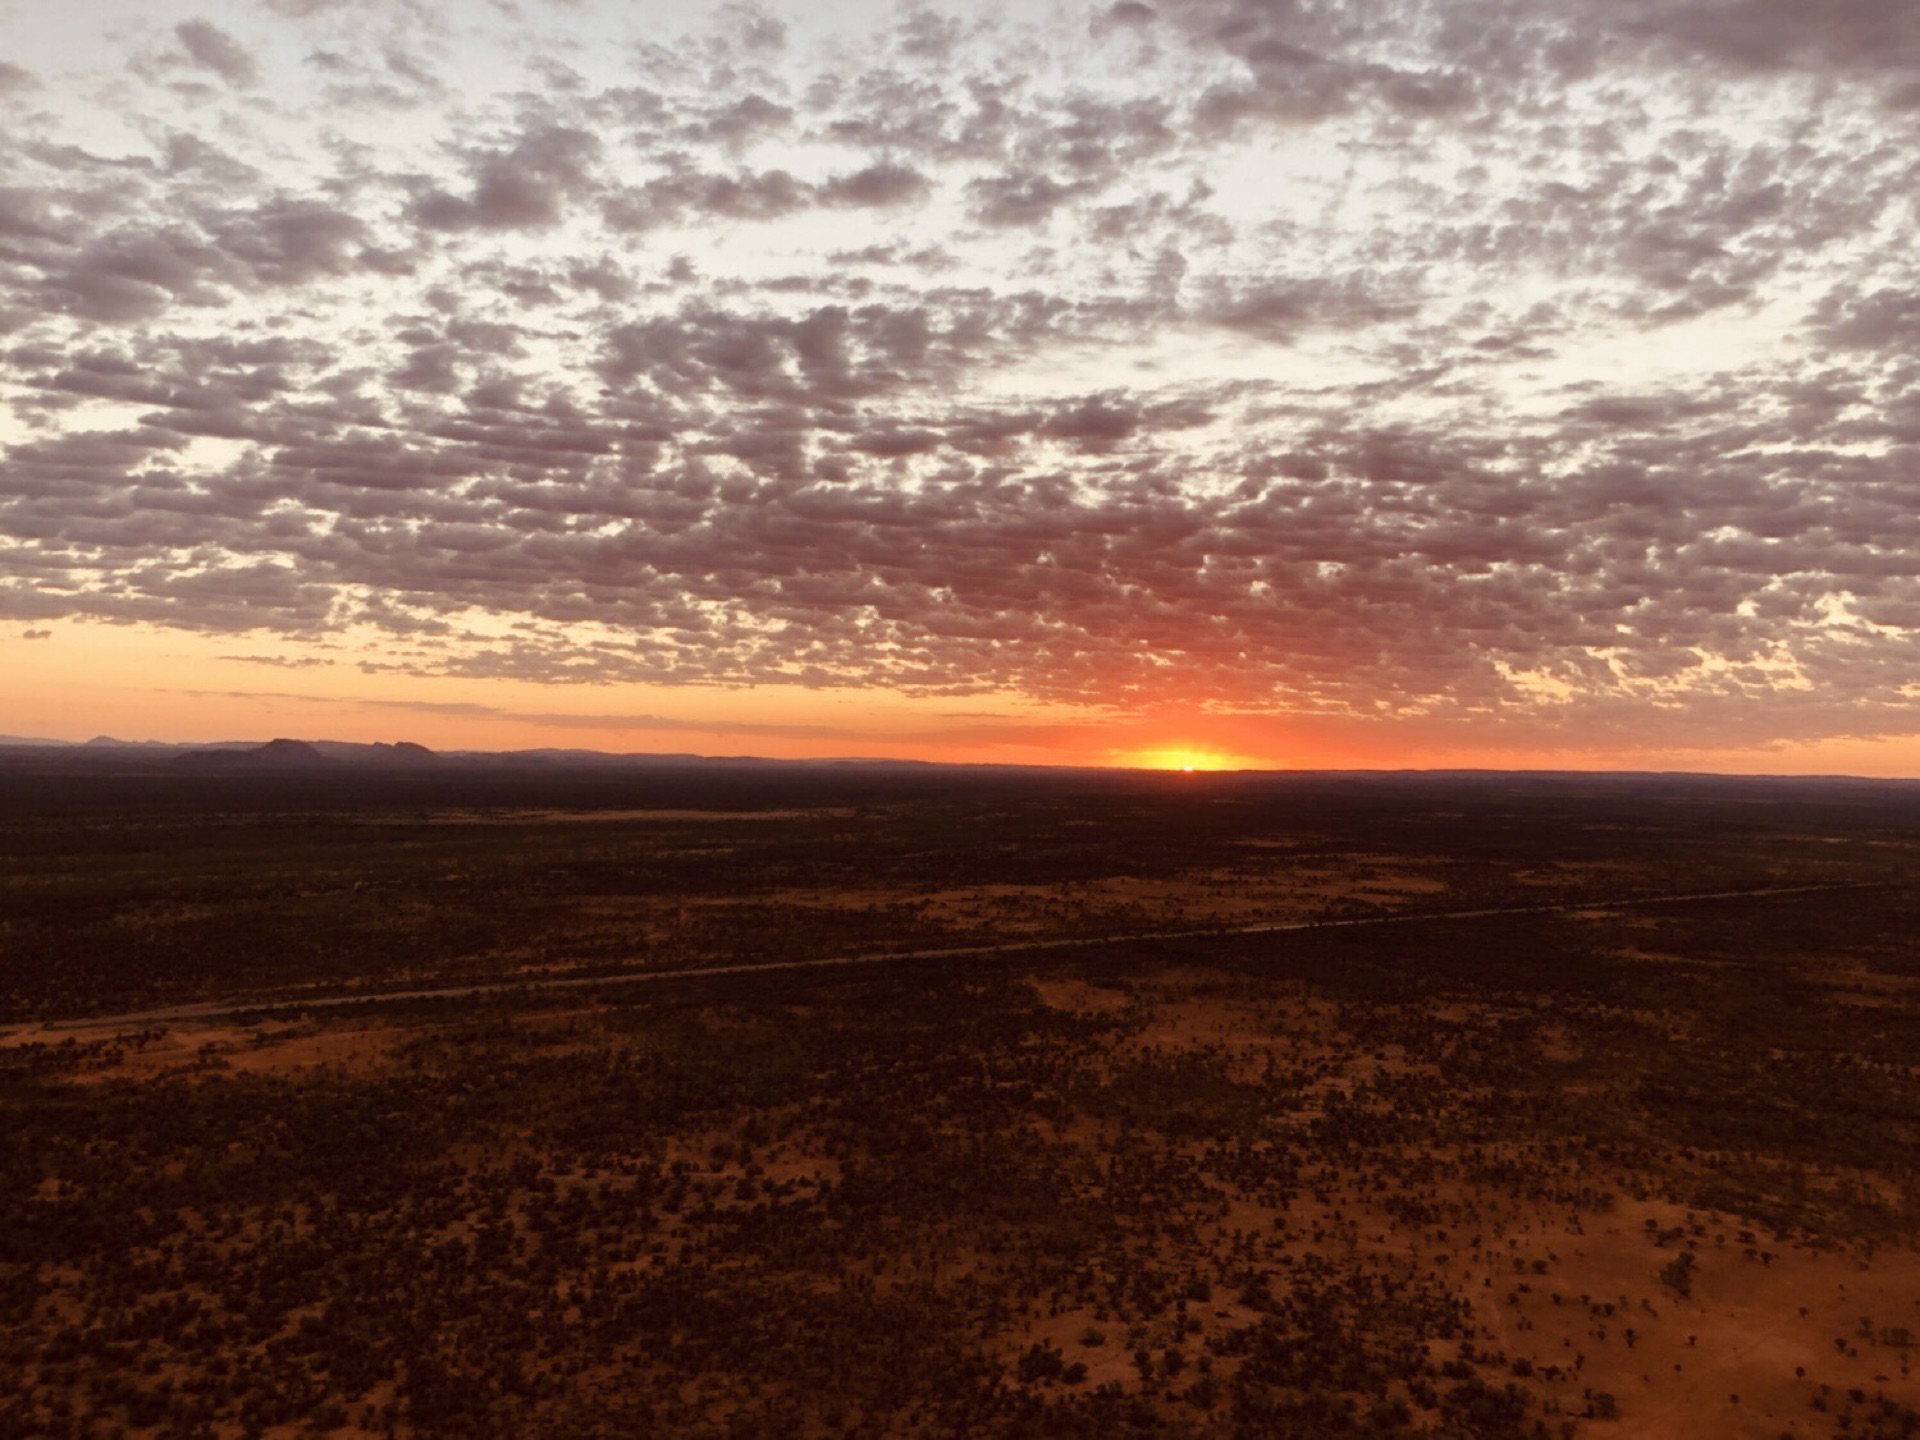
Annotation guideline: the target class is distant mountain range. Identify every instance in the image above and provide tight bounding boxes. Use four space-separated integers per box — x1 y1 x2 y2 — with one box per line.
0 735 945 772
173 738 435 771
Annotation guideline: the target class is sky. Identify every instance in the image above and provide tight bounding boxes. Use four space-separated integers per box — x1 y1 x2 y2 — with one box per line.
2 0 1919 772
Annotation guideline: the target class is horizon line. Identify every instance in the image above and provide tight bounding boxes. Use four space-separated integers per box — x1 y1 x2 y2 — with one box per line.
4 733 1919 786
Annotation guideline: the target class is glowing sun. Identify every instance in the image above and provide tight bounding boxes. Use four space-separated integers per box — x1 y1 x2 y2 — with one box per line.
1114 747 1253 773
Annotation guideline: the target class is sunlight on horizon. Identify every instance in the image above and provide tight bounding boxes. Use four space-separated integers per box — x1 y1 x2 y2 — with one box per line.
1111 747 1259 773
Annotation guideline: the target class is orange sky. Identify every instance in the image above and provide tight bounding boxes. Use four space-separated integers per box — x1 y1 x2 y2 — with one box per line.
8 620 1919 776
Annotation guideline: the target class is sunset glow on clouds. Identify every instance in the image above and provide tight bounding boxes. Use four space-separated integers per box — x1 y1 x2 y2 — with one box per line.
4 0 1920 770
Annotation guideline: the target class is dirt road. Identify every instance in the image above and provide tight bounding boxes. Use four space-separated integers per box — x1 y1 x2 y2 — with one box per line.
19 880 1886 1036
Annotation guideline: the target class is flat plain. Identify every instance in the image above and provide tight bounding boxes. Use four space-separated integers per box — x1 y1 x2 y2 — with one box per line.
3 756 1918 1438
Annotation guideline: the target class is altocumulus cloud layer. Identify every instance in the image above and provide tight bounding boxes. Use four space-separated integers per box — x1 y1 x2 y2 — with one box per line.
4 0 1920 749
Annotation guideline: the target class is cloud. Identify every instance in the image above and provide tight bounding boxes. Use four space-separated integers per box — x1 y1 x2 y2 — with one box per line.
692 92 794 148
212 198 367 286
1099 2 1158 31
174 20 261 87
1626 0 1920 78
967 171 1092 227
602 166 811 230
411 125 602 232
1812 286 1920 352
819 162 931 208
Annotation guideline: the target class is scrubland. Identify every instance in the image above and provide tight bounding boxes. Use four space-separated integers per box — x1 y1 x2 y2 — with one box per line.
3 764 1917 1437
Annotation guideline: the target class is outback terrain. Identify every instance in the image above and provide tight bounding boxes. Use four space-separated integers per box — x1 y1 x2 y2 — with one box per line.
2 757 1918 1438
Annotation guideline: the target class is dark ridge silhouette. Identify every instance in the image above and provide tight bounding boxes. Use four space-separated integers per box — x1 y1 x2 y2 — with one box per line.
171 739 448 771
311 740 439 765
175 738 334 771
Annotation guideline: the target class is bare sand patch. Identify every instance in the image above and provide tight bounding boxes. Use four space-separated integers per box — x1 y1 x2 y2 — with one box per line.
1030 976 1133 1016
0 1017 404 1081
